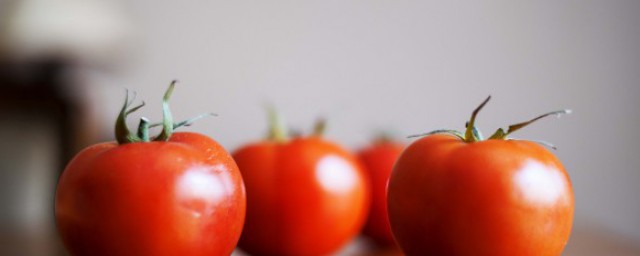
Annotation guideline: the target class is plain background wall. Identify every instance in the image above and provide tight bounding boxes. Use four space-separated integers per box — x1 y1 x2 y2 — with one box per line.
71 0 640 250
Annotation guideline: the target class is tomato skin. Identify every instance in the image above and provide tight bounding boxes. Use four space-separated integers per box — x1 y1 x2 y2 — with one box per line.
358 141 404 246
388 134 574 256
233 136 370 255
55 132 246 256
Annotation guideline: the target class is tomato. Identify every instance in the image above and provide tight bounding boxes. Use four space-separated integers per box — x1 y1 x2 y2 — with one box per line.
387 97 574 256
358 137 404 246
233 113 369 255
55 83 245 256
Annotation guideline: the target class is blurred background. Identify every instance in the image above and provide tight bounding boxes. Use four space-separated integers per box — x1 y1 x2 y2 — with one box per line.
0 0 639 255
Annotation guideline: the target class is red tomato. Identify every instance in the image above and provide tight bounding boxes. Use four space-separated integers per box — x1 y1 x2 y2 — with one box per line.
233 115 369 255
387 97 574 256
55 83 245 256
358 138 404 246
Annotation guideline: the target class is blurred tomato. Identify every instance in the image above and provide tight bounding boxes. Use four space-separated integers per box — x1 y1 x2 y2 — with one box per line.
233 114 369 255
358 137 404 246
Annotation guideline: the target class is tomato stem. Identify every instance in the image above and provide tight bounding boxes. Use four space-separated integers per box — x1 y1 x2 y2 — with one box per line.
115 90 131 144
154 80 177 142
149 113 217 130
312 117 327 137
488 109 572 140
374 131 398 144
407 96 570 148
174 113 216 129
137 117 151 142
115 90 145 144
267 106 288 142
464 96 491 143
407 130 464 140
114 80 213 144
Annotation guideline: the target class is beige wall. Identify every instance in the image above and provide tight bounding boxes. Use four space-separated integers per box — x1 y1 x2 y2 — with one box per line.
79 0 639 252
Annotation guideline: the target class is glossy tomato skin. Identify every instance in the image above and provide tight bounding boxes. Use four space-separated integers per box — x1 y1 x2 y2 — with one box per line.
55 132 246 256
233 136 369 256
388 134 574 256
358 141 404 246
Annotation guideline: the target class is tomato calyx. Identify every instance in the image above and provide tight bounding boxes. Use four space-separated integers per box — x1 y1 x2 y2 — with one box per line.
115 90 147 144
408 96 571 148
311 117 327 137
487 109 572 140
372 131 399 145
266 107 328 143
115 80 215 144
267 106 289 143
463 95 491 142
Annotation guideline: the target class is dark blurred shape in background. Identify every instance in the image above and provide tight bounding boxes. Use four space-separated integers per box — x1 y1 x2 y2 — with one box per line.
0 0 132 254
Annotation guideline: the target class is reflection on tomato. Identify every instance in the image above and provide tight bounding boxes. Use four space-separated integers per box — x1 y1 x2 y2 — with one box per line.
387 97 574 256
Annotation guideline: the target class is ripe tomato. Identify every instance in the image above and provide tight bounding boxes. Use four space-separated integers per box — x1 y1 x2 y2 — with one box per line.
55 83 245 256
387 97 574 256
358 137 404 246
233 113 369 255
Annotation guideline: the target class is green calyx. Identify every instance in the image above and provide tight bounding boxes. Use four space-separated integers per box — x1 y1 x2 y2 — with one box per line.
373 130 399 144
266 107 327 143
408 96 571 148
115 80 215 144
266 106 289 142
312 117 327 137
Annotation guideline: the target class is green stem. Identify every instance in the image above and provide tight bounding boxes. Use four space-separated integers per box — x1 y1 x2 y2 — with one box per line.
154 80 177 142
267 106 288 142
464 96 491 143
465 122 484 141
408 96 570 147
137 117 151 142
115 91 132 144
373 131 397 144
312 117 327 137
115 90 145 144
149 113 217 130
488 109 572 140
113 80 210 144
407 129 464 140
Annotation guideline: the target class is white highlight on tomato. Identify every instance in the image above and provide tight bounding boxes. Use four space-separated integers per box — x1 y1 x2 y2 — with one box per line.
316 155 358 194
176 165 232 216
513 160 569 206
